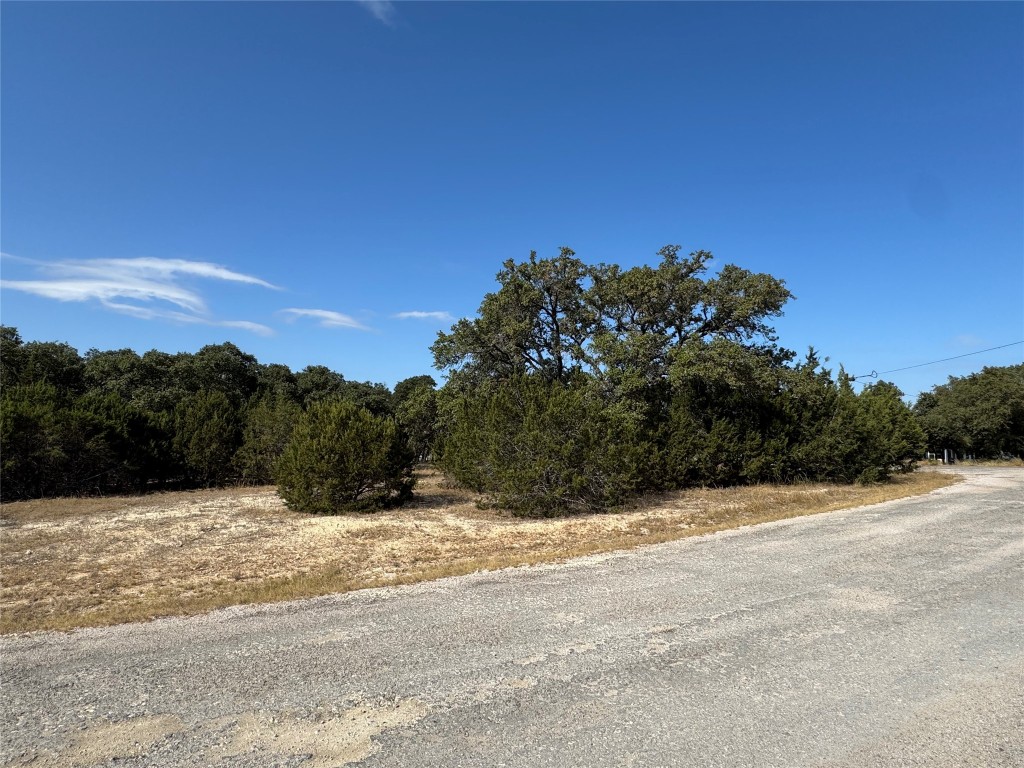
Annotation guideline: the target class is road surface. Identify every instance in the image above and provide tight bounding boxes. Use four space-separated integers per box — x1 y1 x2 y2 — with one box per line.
2 467 1022 767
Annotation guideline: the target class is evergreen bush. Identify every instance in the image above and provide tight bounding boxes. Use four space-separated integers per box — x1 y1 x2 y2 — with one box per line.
275 399 414 513
439 376 653 516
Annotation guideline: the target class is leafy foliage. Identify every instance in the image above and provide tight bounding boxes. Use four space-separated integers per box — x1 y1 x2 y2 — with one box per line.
0 383 168 497
664 344 924 486
234 394 302 485
433 248 928 514
0 239 939 511
432 245 792 393
1 383 66 499
439 376 652 516
393 375 438 461
855 381 926 480
0 325 424 502
275 400 414 513
295 365 393 415
173 390 242 487
914 365 1024 458
188 343 260 405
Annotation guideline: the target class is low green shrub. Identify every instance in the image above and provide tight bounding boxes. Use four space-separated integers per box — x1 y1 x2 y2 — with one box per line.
439 376 653 516
275 399 414 513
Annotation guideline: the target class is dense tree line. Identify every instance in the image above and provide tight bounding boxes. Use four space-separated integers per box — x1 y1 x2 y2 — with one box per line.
433 247 925 515
2 245 943 515
913 364 1024 459
0 325 435 505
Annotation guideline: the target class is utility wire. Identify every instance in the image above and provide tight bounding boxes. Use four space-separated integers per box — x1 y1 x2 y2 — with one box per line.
851 340 1023 381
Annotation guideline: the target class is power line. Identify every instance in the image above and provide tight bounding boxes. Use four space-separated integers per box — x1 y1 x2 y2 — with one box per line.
851 340 1024 381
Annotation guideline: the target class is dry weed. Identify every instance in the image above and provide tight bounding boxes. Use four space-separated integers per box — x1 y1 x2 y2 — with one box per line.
0 469 958 634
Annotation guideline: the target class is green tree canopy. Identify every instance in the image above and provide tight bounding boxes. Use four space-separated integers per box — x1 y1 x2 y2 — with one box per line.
393 374 437 406
234 393 302 485
173 390 242 486
393 376 438 462
914 364 1024 458
188 342 260 406
0 326 435 500
432 246 792 392
296 365 347 405
0 326 26 390
18 340 85 394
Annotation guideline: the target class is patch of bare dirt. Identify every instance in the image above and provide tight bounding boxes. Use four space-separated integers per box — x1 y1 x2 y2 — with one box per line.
3 701 427 768
209 699 429 767
5 715 185 768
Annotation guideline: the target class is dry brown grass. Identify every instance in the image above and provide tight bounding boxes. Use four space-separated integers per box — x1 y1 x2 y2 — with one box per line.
0 469 958 634
920 457 1024 468
956 458 1023 467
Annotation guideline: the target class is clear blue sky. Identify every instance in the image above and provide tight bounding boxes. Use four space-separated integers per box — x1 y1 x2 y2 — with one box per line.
2 1 1022 398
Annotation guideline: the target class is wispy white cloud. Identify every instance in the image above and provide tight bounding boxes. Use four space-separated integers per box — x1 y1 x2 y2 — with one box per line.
279 308 371 331
4 277 208 313
0 255 276 334
105 301 276 336
220 320 275 336
358 0 397 25
80 258 279 290
395 310 455 322
951 334 986 349
0 252 40 265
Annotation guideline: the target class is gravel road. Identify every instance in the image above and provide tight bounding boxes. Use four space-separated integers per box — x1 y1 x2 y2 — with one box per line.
2 467 1022 768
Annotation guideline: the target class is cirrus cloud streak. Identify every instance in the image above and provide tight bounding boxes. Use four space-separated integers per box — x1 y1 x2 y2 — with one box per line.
106 301 274 336
394 310 454 322
279 308 371 331
0 254 276 334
